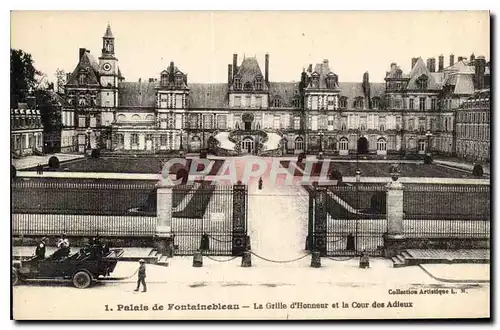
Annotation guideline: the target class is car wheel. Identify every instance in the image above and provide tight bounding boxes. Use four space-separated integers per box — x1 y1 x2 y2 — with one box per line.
72 271 92 289
12 269 19 286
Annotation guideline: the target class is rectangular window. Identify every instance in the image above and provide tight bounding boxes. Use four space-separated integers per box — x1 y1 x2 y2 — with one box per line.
408 119 414 131
394 99 402 109
409 99 414 110
175 95 183 109
273 115 281 129
216 115 227 129
327 115 334 127
234 96 241 108
255 96 262 108
379 116 386 131
78 116 86 128
90 117 96 128
431 98 437 110
202 114 213 129
311 96 318 110
419 97 426 111
245 96 251 108
294 117 300 130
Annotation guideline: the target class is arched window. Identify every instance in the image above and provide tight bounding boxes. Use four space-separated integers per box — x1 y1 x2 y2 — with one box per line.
339 97 348 109
376 138 387 151
244 82 253 91
145 114 154 121
273 97 282 108
339 137 349 151
417 75 428 90
132 114 141 121
116 114 126 122
294 136 304 150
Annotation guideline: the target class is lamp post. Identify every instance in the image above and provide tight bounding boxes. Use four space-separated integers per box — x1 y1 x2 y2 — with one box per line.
319 131 324 153
179 129 184 151
355 168 361 253
425 130 433 154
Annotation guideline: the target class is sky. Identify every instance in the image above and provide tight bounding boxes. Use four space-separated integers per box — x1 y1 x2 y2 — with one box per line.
10 11 490 84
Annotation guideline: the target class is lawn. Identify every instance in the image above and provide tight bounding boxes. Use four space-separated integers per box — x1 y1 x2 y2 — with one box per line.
279 160 474 178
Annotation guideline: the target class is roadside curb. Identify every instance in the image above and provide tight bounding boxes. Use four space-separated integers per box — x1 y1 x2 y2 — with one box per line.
418 264 490 284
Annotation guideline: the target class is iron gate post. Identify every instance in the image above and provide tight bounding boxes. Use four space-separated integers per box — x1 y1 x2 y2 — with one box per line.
313 186 328 256
232 184 247 256
306 191 314 251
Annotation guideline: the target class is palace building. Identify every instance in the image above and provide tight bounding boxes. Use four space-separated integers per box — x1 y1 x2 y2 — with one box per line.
60 24 491 158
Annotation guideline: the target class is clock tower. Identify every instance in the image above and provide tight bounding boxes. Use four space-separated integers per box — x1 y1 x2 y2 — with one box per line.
99 23 119 110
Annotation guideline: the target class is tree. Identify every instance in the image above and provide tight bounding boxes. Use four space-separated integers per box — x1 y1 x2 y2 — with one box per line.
55 68 66 94
11 49 42 107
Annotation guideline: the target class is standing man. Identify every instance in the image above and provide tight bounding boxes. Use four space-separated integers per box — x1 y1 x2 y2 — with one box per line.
134 259 147 292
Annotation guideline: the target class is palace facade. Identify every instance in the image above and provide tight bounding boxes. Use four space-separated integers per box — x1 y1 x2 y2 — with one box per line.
59 24 491 158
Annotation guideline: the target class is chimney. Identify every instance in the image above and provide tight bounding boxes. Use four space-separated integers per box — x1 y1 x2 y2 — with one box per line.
430 58 436 72
265 54 269 83
363 71 369 84
411 58 418 69
26 96 36 109
362 71 370 103
470 53 476 62
438 55 444 72
79 48 86 60
138 78 141 83
307 64 312 73
449 54 455 66
390 62 397 70
475 56 486 90
148 78 154 83
458 56 463 63
426 59 432 71
228 64 233 85
233 54 238 78
169 61 175 82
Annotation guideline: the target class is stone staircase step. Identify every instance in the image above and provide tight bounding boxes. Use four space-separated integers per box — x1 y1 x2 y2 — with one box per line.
401 251 413 259
157 255 169 267
394 254 406 264
391 256 405 268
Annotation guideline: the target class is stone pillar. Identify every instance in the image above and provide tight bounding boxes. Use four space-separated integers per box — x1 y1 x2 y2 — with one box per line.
384 178 406 257
155 179 174 256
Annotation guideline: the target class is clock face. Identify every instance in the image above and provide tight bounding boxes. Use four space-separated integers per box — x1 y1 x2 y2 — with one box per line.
102 63 112 72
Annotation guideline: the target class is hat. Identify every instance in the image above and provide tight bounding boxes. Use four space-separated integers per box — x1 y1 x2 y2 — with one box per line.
41 237 47 242
139 259 145 263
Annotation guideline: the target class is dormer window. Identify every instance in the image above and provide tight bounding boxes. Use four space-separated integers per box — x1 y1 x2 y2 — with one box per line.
339 96 348 109
372 97 380 110
161 73 168 86
272 96 282 108
311 75 319 88
293 95 301 108
417 75 428 90
234 77 242 90
353 97 364 109
255 76 263 90
175 74 183 87
79 74 86 85
244 82 253 91
326 74 337 89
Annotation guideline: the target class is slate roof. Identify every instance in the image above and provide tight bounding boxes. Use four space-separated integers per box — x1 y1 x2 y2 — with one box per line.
268 82 300 107
104 23 113 38
189 83 228 108
118 81 157 108
309 61 337 89
66 51 100 86
406 58 440 90
338 82 385 100
234 57 266 89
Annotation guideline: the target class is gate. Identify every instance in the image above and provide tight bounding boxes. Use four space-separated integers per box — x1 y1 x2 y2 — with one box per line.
308 185 386 257
171 183 248 256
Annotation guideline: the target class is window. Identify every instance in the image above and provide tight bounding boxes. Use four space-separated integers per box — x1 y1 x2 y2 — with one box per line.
78 96 86 107
175 75 183 87
217 115 227 129
131 134 139 146
431 98 437 111
202 114 213 129
372 97 380 109
176 95 183 108
408 119 415 131
244 82 253 91
161 74 168 86
417 76 428 90
255 96 262 108
353 97 364 109
273 115 281 129
294 117 300 130
273 97 282 108
245 96 251 108
79 74 86 85
160 135 167 146
377 138 387 151
146 114 154 121
294 137 304 150
293 96 301 108
90 117 96 128
339 97 348 109
116 134 124 146
396 116 402 130
78 116 86 128
234 96 241 107
419 97 426 111
409 99 414 110
234 78 242 90
339 138 349 151
379 117 386 131
394 99 402 109
311 96 318 110
255 77 262 90
418 140 426 152
311 76 319 88
418 117 426 132
327 96 335 109
327 115 334 127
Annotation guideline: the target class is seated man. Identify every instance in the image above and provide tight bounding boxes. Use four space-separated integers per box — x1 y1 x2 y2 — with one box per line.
31 237 47 260
51 234 71 260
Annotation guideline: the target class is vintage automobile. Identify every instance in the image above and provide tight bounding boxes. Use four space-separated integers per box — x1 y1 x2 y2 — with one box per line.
12 246 124 289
